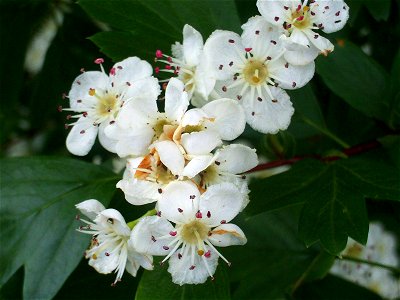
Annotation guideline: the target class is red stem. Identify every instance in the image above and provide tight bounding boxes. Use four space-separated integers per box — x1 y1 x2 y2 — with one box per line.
247 140 382 173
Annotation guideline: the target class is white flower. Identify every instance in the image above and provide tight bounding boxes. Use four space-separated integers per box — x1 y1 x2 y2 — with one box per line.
330 222 400 299
64 57 159 156
116 150 174 206
131 181 247 285
256 0 349 65
203 20 314 133
106 78 245 158
155 24 215 106
76 199 153 284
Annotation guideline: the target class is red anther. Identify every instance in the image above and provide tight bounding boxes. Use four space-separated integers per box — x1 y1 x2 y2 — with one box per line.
195 211 202 218
204 250 211 258
296 4 302 11
169 231 177 236
189 265 196 270
155 50 163 58
109 67 116 76
296 16 304 21
57 105 63 112
165 65 172 70
178 208 183 213
80 130 85 134
163 245 169 250
245 47 252 52
66 115 72 120
94 58 104 64
155 67 160 74
167 56 173 63
174 69 179 75
105 252 110 256
220 220 226 224
178 253 182 259
83 112 88 117
64 124 69 130
157 211 162 217
207 211 211 218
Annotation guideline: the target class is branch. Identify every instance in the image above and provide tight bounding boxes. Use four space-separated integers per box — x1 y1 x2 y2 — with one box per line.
247 140 382 173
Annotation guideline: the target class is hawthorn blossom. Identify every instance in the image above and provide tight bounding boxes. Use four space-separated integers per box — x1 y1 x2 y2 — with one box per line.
130 181 247 285
106 78 245 158
256 0 349 65
203 20 314 133
330 223 400 299
76 199 153 284
64 57 159 156
155 24 215 106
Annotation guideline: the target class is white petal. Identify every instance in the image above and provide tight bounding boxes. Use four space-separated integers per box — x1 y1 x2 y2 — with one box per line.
127 251 154 275
283 42 320 65
168 245 218 285
270 58 315 89
171 41 184 61
75 199 106 220
199 183 243 227
111 57 153 85
202 98 246 140
287 28 311 48
183 24 204 66
303 30 334 55
117 178 161 205
203 30 245 80
256 0 294 26
182 154 214 178
158 181 200 224
98 121 117 153
115 91 159 130
96 209 131 237
242 86 294 134
181 108 208 127
66 118 98 156
114 126 155 157
165 78 189 122
215 144 258 174
181 131 222 155
130 216 175 256
311 0 350 34
88 249 119 274
68 71 109 110
154 140 185 176
241 16 285 59
208 223 247 247
122 77 161 115
193 55 216 99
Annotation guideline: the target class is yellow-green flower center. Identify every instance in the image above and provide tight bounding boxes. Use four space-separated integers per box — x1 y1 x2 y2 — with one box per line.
180 220 209 245
243 60 269 86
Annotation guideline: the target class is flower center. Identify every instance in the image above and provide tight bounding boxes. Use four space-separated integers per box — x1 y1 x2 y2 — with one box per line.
134 151 175 184
96 94 118 117
201 164 219 186
291 6 311 30
180 67 195 93
180 220 210 245
152 115 177 141
243 59 268 86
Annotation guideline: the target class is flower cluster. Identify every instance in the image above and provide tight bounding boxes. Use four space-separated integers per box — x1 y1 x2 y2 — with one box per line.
68 0 350 286
330 223 400 299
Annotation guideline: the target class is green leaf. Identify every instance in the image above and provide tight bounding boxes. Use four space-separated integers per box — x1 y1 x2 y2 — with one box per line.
294 274 383 300
226 207 320 299
247 153 400 254
80 0 241 61
364 0 391 21
288 84 326 139
135 259 230 300
316 41 390 123
0 157 118 300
